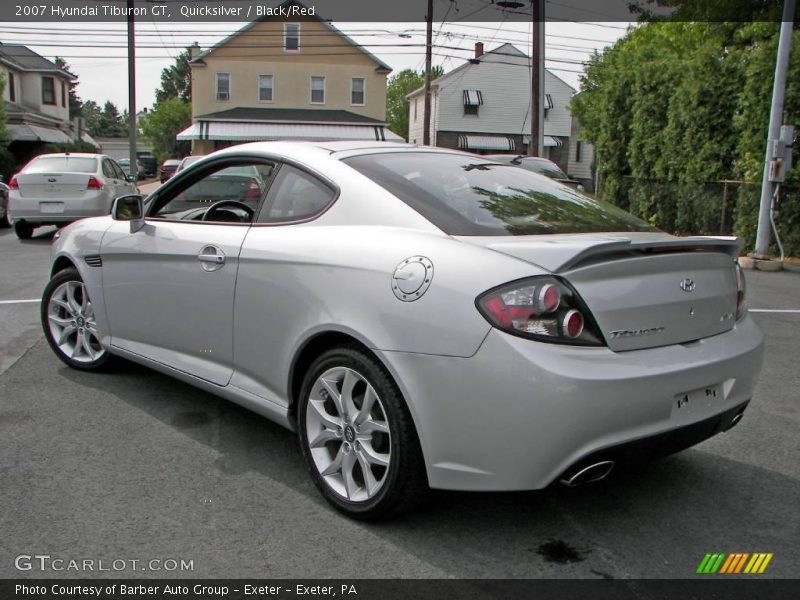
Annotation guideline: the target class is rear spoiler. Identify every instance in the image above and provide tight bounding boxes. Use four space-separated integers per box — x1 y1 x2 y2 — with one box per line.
558 236 743 273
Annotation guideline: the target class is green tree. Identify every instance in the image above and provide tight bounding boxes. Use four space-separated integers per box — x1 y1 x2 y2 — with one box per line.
386 66 443 140
139 98 191 164
154 46 195 105
80 100 103 135
53 57 83 117
99 101 127 137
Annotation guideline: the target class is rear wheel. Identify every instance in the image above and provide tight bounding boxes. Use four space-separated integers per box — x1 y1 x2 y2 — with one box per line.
14 220 33 239
298 346 427 520
41 268 110 371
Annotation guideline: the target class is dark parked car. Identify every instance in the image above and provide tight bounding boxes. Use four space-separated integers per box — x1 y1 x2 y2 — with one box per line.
159 159 182 183
486 155 585 191
136 152 157 177
0 176 10 227
175 155 206 173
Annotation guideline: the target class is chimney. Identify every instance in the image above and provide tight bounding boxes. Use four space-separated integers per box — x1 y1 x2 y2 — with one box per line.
474 42 484 59
190 43 201 60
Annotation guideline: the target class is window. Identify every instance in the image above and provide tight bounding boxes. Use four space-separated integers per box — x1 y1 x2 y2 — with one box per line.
258 75 274 102
102 160 117 179
152 162 275 223
351 78 365 105
61 81 66 107
463 89 483 116
25 156 97 173
413 98 417 121
111 160 127 180
343 152 654 237
284 23 300 51
258 165 336 223
42 76 56 105
8 74 15 102
216 73 231 101
310 76 325 104
575 141 583 163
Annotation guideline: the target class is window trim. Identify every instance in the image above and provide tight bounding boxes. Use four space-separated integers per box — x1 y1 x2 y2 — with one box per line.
61 80 66 107
284 23 300 52
350 77 366 106
41 76 56 105
575 140 583 163
310 76 326 105
257 74 274 103
215 72 231 102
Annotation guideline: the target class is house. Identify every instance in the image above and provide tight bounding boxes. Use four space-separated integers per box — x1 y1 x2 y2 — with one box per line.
0 42 94 156
406 42 595 189
178 1 402 153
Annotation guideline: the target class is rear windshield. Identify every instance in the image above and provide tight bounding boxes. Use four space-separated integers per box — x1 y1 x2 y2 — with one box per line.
524 160 568 179
344 152 654 236
26 157 97 174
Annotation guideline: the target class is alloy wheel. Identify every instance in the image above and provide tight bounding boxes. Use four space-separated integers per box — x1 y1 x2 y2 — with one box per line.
46 280 105 364
305 367 392 502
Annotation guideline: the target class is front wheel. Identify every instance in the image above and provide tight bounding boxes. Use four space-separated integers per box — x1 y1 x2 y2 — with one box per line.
41 268 110 371
298 346 428 520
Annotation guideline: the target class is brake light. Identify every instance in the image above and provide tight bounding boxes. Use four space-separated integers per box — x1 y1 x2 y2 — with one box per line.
245 178 261 199
476 276 605 346
87 176 103 190
735 262 747 321
9 175 19 189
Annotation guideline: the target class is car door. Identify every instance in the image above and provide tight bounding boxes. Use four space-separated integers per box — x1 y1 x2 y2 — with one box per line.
100 158 276 385
101 158 125 200
110 159 136 194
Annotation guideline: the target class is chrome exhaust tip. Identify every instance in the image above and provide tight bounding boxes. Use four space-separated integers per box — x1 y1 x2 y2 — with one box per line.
560 460 615 487
725 412 744 431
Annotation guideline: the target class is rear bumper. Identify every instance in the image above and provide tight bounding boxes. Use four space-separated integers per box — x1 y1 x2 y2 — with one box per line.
377 314 764 491
9 191 113 224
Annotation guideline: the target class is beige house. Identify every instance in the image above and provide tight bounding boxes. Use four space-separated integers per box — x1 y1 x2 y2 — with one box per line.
0 42 90 145
179 2 402 154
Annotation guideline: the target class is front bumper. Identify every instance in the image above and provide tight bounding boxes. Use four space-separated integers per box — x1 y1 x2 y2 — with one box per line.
377 314 764 491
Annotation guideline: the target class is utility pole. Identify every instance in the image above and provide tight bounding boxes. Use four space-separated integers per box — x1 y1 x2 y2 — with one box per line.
753 0 795 258
127 0 137 180
423 0 433 146
528 0 544 156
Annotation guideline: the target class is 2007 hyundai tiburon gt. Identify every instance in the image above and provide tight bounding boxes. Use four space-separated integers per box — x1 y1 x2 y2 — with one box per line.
42 142 764 519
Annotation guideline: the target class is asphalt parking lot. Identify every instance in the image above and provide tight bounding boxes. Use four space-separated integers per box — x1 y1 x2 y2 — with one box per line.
0 224 798 580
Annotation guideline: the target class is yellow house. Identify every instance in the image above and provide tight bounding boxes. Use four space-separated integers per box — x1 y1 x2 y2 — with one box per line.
179 1 402 154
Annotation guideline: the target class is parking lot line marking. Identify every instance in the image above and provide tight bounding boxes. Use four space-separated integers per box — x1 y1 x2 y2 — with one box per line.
749 309 800 313
0 299 40 305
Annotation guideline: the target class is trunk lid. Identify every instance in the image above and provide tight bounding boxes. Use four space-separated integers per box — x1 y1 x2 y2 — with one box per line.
458 233 742 351
16 173 97 199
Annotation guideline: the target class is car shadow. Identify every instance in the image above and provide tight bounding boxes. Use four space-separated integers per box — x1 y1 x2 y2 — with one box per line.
17 227 57 244
57 355 800 579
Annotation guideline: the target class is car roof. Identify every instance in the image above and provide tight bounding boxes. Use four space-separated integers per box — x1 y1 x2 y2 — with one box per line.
33 153 105 159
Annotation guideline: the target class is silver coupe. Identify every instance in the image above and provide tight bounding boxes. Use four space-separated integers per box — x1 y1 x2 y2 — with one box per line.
41 142 764 519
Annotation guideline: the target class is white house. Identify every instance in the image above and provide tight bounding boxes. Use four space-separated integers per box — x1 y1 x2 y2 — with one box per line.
406 42 594 188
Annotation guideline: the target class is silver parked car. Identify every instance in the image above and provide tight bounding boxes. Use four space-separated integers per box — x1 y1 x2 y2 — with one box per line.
41 142 764 519
8 152 138 239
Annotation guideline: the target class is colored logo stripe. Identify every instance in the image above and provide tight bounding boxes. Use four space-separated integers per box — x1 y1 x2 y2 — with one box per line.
697 552 773 574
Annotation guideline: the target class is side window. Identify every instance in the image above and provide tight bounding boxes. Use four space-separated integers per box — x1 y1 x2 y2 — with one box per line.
258 165 335 223
151 162 275 223
102 160 116 179
111 160 126 180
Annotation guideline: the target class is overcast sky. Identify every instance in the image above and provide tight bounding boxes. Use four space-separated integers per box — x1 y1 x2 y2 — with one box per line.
0 21 630 111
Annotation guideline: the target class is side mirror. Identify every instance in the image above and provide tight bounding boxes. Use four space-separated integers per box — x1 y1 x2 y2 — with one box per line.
126 174 137 183
576 184 586 193
111 194 145 233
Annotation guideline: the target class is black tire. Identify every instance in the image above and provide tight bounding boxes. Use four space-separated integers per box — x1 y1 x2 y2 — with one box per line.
298 345 428 520
41 268 112 371
14 220 33 239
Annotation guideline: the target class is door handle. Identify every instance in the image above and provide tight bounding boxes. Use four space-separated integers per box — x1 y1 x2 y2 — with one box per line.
198 253 225 264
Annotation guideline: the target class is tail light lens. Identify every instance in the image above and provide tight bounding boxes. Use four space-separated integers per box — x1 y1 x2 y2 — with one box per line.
87 176 103 190
245 178 261 199
9 175 19 189
476 276 605 346
735 263 747 321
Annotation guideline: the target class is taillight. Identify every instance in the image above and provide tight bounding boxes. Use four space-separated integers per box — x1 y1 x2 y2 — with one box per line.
245 178 261 199
735 262 747 321
476 276 605 346
9 175 19 189
87 176 103 190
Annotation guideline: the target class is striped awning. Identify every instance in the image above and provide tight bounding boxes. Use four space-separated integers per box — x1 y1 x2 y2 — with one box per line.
458 135 515 151
544 93 554 109
7 123 72 143
463 90 484 106
524 135 563 147
177 121 403 142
